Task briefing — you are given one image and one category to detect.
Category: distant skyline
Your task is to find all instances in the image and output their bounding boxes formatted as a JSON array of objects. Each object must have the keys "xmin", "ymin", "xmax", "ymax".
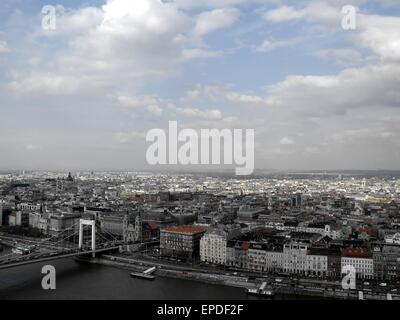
[{"xmin": 1, "ymin": 0, "xmax": 400, "ymax": 171}]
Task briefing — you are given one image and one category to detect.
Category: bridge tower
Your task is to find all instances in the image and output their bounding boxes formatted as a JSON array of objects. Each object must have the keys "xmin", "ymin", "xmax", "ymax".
[{"xmin": 78, "ymin": 219, "xmax": 96, "ymax": 257}]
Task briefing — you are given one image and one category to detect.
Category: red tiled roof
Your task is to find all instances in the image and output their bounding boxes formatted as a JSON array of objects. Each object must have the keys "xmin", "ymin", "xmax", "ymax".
[
  {"xmin": 240, "ymin": 241, "xmax": 250, "ymax": 250},
  {"xmin": 341, "ymin": 248, "xmax": 372, "ymax": 258},
  {"xmin": 164, "ymin": 225, "xmax": 207, "ymax": 234},
  {"xmin": 147, "ymin": 220, "xmax": 158, "ymax": 230}
]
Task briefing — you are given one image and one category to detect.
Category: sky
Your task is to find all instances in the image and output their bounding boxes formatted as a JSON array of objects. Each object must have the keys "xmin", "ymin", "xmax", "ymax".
[{"xmin": 0, "ymin": 0, "xmax": 399, "ymax": 172}]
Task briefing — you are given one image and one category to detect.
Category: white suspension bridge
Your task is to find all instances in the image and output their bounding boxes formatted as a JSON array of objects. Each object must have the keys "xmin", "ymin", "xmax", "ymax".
[{"xmin": 0, "ymin": 219, "xmax": 140, "ymax": 270}]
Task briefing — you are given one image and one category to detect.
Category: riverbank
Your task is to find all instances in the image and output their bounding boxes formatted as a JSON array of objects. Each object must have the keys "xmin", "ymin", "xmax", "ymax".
[
  {"xmin": 76, "ymin": 255, "xmax": 254, "ymax": 290},
  {"xmin": 76, "ymin": 254, "xmax": 400, "ymax": 300}
]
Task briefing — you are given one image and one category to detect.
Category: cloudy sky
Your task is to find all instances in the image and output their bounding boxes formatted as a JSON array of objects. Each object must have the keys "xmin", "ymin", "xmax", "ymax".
[{"xmin": 0, "ymin": 0, "xmax": 399, "ymax": 171}]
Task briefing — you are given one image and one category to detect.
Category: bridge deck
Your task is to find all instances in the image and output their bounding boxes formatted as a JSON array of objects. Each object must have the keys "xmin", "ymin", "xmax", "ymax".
[{"xmin": 0, "ymin": 246, "xmax": 121, "ymax": 270}]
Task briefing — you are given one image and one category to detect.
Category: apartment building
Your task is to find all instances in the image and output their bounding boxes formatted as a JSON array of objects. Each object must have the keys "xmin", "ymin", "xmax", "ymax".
[
  {"xmin": 341, "ymin": 248, "xmax": 374, "ymax": 279},
  {"xmin": 200, "ymin": 225, "xmax": 241, "ymax": 265},
  {"xmin": 160, "ymin": 225, "xmax": 207, "ymax": 260}
]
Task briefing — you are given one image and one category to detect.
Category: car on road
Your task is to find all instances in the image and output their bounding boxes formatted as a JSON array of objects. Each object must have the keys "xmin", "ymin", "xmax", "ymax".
[{"xmin": 379, "ymin": 283, "xmax": 387, "ymax": 287}]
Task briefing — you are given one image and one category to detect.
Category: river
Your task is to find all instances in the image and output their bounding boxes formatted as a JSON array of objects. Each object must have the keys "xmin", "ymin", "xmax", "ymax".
[
  {"xmin": 0, "ymin": 247, "xmax": 317, "ymax": 300},
  {"xmin": 0, "ymin": 255, "xmax": 263, "ymax": 300}
]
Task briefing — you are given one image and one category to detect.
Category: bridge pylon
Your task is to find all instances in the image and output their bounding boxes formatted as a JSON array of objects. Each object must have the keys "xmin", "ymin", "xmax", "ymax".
[{"xmin": 78, "ymin": 219, "xmax": 96, "ymax": 257}]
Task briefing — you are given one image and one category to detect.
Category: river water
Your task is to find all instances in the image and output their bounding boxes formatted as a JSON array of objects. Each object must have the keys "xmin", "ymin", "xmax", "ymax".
[
  {"xmin": 0, "ymin": 247, "xmax": 310, "ymax": 300},
  {"xmin": 0, "ymin": 254, "xmax": 258, "ymax": 300}
]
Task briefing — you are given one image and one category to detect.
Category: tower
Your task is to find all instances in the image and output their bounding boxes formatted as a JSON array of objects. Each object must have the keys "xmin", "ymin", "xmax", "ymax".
[
  {"xmin": 134, "ymin": 215, "xmax": 142, "ymax": 242},
  {"xmin": 79, "ymin": 219, "xmax": 96, "ymax": 257}
]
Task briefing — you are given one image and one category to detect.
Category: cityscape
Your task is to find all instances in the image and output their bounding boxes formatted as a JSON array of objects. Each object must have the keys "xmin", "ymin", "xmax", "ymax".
[
  {"xmin": 1, "ymin": 170, "xmax": 400, "ymax": 300},
  {"xmin": 0, "ymin": 0, "xmax": 399, "ymax": 305}
]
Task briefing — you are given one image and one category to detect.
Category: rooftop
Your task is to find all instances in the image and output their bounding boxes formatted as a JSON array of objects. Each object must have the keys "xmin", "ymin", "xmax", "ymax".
[
  {"xmin": 163, "ymin": 225, "xmax": 207, "ymax": 234},
  {"xmin": 341, "ymin": 247, "xmax": 373, "ymax": 258}
]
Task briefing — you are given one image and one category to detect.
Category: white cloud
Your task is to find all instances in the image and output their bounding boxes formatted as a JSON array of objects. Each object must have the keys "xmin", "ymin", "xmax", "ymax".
[
  {"xmin": 175, "ymin": 107, "xmax": 223, "ymax": 120},
  {"xmin": 174, "ymin": 0, "xmax": 244, "ymax": 9},
  {"xmin": 147, "ymin": 104, "xmax": 163, "ymax": 116},
  {"xmin": 193, "ymin": 8, "xmax": 239, "ymax": 39},
  {"xmin": 3, "ymin": 0, "xmax": 400, "ymax": 171},
  {"xmin": 9, "ymin": 0, "xmax": 233, "ymax": 95},
  {"xmin": 263, "ymin": 3, "xmax": 400, "ymax": 64},
  {"xmin": 263, "ymin": 2, "xmax": 351, "ymax": 27},
  {"xmin": 265, "ymin": 63, "xmax": 400, "ymax": 115},
  {"xmin": 8, "ymin": 72, "xmax": 88, "ymax": 95},
  {"xmin": 118, "ymin": 95, "xmax": 160, "ymax": 108},
  {"xmin": 263, "ymin": 6, "xmax": 306, "ymax": 23},
  {"xmin": 358, "ymin": 14, "xmax": 400, "ymax": 62},
  {"xmin": 37, "ymin": 6, "xmax": 103, "ymax": 37},
  {"xmin": 182, "ymin": 83, "xmax": 271, "ymax": 107},
  {"xmin": 316, "ymin": 48, "xmax": 364, "ymax": 65},
  {"xmin": 225, "ymin": 91, "xmax": 269, "ymax": 105},
  {"xmin": 0, "ymin": 40, "xmax": 10, "ymax": 53},
  {"xmin": 182, "ymin": 83, "xmax": 230, "ymax": 101},
  {"xmin": 117, "ymin": 94, "xmax": 163, "ymax": 116},
  {"xmin": 256, "ymin": 38, "xmax": 298, "ymax": 53}
]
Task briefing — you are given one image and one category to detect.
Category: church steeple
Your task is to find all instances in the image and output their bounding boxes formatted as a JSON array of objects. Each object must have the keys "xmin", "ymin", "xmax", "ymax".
[{"xmin": 67, "ymin": 172, "xmax": 74, "ymax": 181}]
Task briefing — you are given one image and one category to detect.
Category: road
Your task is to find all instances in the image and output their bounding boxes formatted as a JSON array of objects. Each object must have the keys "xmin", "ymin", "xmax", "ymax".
[{"xmin": 121, "ymin": 252, "xmax": 400, "ymax": 298}]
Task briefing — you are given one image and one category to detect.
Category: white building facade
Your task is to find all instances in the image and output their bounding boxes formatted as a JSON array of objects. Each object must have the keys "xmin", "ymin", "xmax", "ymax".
[{"xmin": 341, "ymin": 248, "xmax": 374, "ymax": 279}]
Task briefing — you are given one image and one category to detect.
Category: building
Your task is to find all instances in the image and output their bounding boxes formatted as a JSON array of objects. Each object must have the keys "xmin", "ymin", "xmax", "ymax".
[
  {"xmin": 226, "ymin": 241, "xmax": 250, "ymax": 269},
  {"xmin": 264, "ymin": 245, "xmax": 284, "ymax": 273},
  {"xmin": 341, "ymin": 248, "xmax": 374, "ymax": 279},
  {"xmin": 200, "ymin": 225, "xmax": 241, "ymax": 265},
  {"xmin": 326, "ymin": 247, "xmax": 342, "ymax": 278},
  {"xmin": 123, "ymin": 215, "xmax": 160, "ymax": 243},
  {"xmin": 226, "ymin": 240, "xmax": 285, "ymax": 272},
  {"xmin": 1, "ymin": 205, "xmax": 12, "ymax": 226},
  {"xmin": 99, "ymin": 214, "xmax": 124, "ymax": 236},
  {"xmin": 12, "ymin": 211, "xmax": 29, "ymax": 227},
  {"xmin": 17, "ymin": 203, "xmax": 41, "ymax": 212},
  {"xmin": 48, "ymin": 213, "xmax": 81, "ymax": 237},
  {"xmin": 160, "ymin": 225, "xmax": 207, "ymax": 260},
  {"xmin": 283, "ymin": 242, "xmax": 308, "ymax": 275},
  {"xmin": 373, "ymin": 244, "xmax": 400, "ymax": 280},
  {"xmin": 306, "ymin": 248, "xmax": 328, "ymax": 277},
  {"xmin": 8, "ymin": 212, "xmax": 17, "ymax": 226},
  {"xmin": 384, "ymin": 232, "xmax": 400, "ymax": 244},
  {"xmin": 237, "ymin": 205, "xmax": 266, "ymax": 220},
  {"xmin": 324, "ymin": 224, "xmax": 343, "ymax": 240},
  {"xmin": 29, "ymin": 212, "xmax": 49, "ymax": 233},
  {"xmin": 248, "ymin": 242, "xmax": 268, "ymax": 272},
  {"xmin": 0, "ymin": 203, "xmax": 2, "ymax": 227}
]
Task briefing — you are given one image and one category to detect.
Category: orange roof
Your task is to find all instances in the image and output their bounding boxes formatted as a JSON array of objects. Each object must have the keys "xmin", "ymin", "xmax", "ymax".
[
  {"xmin": 164, "ymin": 225, "xmax": 207, "ymax": 234},
  {"xmin": 148, "ymin": 221, "xmax": 158, "ymax": 230},
  {"xmin": 240, "ymin": 241, "xmax": 250, "ymax": 250},
  {"xmin": 341, "ymin": 248, "xmax": 372, "ymax": 258}
]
